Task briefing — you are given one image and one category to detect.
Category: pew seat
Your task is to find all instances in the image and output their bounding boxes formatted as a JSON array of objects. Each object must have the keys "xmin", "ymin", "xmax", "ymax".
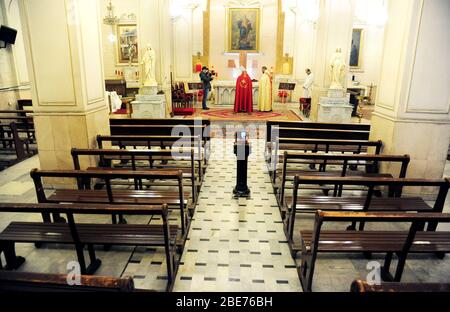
[{"xmin": 300, "ymin": 230, "xmax": 450, "ymax": 253}]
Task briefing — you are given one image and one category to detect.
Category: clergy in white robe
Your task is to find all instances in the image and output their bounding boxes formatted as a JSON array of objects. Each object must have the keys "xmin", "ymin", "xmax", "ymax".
[
  {"xmin": 258, "ymin": 66, "xmax": 273, "ymax": 112},
  {"xmin": 303, "ymin": 68, "xmax": 314, "ymax": 99}
]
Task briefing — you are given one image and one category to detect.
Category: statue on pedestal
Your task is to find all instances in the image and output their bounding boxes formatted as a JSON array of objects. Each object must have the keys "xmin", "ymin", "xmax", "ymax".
[
  {"xmin": 141, "ymin": 44, "xmax": 157, "ymax": 87},
  {"xmin": 329, "ymin": 48, "xmax": 346, "ymax": 90}
]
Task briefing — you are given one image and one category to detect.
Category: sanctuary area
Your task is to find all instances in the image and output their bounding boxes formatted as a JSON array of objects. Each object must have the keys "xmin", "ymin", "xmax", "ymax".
[{"xmin": 0, "ymin": 0, "xmax": 449, "ymax": 297}]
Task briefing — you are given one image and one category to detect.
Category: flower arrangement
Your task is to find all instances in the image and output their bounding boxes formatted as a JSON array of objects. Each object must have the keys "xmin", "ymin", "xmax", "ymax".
[{"xmin": 278, "ymin": 91, "xmax": 288, "ymax": 98}]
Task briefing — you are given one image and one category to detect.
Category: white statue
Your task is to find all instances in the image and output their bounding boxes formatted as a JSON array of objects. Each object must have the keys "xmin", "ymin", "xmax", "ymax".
[
  {"xmin": 329, "ymin": 47, "xmax": 346, "ymax": 90},
  {"xmin": 141, "ymin": 44, "xmax": 157, "ymax": 87}
]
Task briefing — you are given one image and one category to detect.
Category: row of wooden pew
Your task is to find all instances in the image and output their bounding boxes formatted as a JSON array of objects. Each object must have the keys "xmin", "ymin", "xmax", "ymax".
[
  {"xmin": 3, "ymin": 271, "xmax": 449, "ymax": 292},
  {"xmin": 0, "ymin": 117, "xmax": 211, "ymax": 291},
  {"xmin": 266, "ymin": 120, "xmax": 450, "ymax": 292},
  {"xmin": 0, "ymin": 99, "xmax": 36, "ymax": 169}
]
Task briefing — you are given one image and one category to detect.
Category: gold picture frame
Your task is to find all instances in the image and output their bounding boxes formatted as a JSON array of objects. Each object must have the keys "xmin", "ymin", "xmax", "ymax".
[
  {"xmin": 228, "ymin": 8, "xmax": 260, "ymax": 53},
  {"xmin": 350, "ymin": 28, "xmax": 364, "ymax": 70},
  {"xmin": 116, "ymin": 24, "xmax": 138, "ymax": 65}
]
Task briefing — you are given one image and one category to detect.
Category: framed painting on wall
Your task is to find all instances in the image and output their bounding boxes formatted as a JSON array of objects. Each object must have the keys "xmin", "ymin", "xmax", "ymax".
[
  {"xmin": 228, "ymin": 8, "xmax": 260, "ymax": 53},
  {"xmin": 116, "ymin": 24, "xmax": 138, "ymax": 65},
  {"xmin": 349, "ymin": 28, "xmax": 364, "ymax": 70}
]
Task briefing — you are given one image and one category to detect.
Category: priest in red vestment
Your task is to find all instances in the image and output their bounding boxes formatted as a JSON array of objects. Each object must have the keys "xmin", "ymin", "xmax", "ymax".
[{"xmin": 234, "ymin": 67, "xmax": 253, "ymax": 113}]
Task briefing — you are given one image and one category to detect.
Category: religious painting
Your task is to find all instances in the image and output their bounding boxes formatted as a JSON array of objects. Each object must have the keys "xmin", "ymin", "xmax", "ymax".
[
  {"xmin": 116, "ymin": 24, "xmax": 138, "ymax": 65},
  {"xmin": 228, "ymin": 8, "xmax": 260, "ymax": 53},
  {"xmin": 349, "ymin": 28, "xmax": 364, "ymax": 70}
]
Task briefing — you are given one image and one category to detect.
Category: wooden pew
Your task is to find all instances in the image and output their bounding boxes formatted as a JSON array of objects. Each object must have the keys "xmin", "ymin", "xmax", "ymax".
[
  {"xmin": 110, "ymin": 124, "xmax": 207, "ymax": 136},
  {"xmin": 17, "ymin": 99, "xmax": 33, "ymax": 110},
  {"xmin": 266, "ymin": 120, "xmax": 370, "ymax": 154},
  {"xmin": 71, "ymin": 148, "xmax": 199, "ymax": 205},
  {"xmin": 275, "ymin": 137, "xmax": 383, "ymax": 158},
  {"xmin": 0, "ymin": 110, "xmax": 33, "ymax": 114},
  {"xmin": 266, "ymin": 122, "xmax": 371, "ymax": 161},
  {"xmin": 350, "ymin": 280, "xmax": 450, "ymax": 293},
  {"xmin": 0, "ymin": 106, "xmax": 35, "ymax": 143},
  {"xmin": 96, "ymin": 134, "xmax": 205, "ymax": 177},
  {"xmin": 278, "ymin": 153, "xmax": 410, "ymax": 208},
  {"xmin": 287, "ymin": 176, "xmax": 450, "ymax": 255},
  {"xmin": 0, "ymin": 122, "xmax": 36, "ymax": 143},
  {"xmin": 299, "ymin": 211, "xmax": 450, "ymax": 292},
  {"xmin": 0, "ymin": 122, "xmax": 35, "ymax": 169},
  {"xmin": 110, "ymin": 117, "xmax": 210, "ymax": 126},
  {"xmin": 109, "ymin": 125, "xmax": 210, "ymax": 165},
  {"xmin": 271, "ymin": 138, "xmax": 382, "ymax": 185},
  {"xmin": 271, "ymin": 138, "xmax": 383, "ymax": 183},
  {"xmin": 29, "ymin": 169, "xmax": 189, "ymax": 241},
  {"xmin": 109, "ymin": 118, "xmax": 211, "ymax": 160},
  {"xmin": 0, "ymin": 271, "xmax": 137, "ymax": 292},
  {"xmin": 266, "ymin": 121, "xmax": 370, "ymax": 148},
  {"xmin": 0, "ymin": 203, "xmax": 177, "ymax": 290}
]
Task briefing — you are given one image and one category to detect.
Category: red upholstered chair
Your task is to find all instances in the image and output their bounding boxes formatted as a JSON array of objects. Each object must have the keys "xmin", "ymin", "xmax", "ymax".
[
  {"xmin": 300, "ymin": 98, "xmax": 311, "ymax": 118},
  {"xmin": 172, "ymin": 82, "xmax": 195, "ymax": 116}
]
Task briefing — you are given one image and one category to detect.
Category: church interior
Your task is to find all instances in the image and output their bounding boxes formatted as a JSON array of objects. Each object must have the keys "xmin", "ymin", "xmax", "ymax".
[{"xmin": 0, "ymin": 0, "xmax": 449, "ymax": 295}]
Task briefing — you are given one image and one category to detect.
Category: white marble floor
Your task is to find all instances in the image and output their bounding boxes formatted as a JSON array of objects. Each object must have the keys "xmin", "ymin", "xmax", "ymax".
[{"xmin": 172, "ymin": 137, "xmax": 302, "ymax": 292}]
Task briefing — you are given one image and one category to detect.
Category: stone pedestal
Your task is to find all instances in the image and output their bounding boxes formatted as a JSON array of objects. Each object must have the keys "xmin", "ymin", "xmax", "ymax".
[
  {"xmin": 317, "ymin": 89, "xmax": 353, "ymax": 123},
  {"xmin": 317, "ymin": 103, "xmax": 353, "ymax": 123},
  {"xmin": 309, "ymin": 0, "xmax": 354, "ymax": 122},
  {"xmin": 141, "ymin": 86, "xmax": 158, "ymax": 95},
  {"xmin": 131, "ymin": 94, "xmax": 166, "ymax": 118}
]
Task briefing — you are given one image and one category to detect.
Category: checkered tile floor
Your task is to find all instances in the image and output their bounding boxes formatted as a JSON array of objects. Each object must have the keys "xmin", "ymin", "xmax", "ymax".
[{"xmin": 171, "ymin": 138, "xmax": 302, "ymax": 292}]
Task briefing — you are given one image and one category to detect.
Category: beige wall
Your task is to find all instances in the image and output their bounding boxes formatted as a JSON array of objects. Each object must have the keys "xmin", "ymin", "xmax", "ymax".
[
  {"xmin": 172, "ymin": 0, "xmax": 278, "ymax": 82},
  {"xmin": 0, "ymin": 0, "xmax": 27, "ymax": 108},
  {"xmin": 100, "ymin": 0, "xmax": 139, "ymax": 79},
  {"xmin": 0, "ymin": 0, "xmax": 18, "ymax": 110},
  {"xmin": 370, "ymin": 0, "xmax": 450, "ymax": 195}
]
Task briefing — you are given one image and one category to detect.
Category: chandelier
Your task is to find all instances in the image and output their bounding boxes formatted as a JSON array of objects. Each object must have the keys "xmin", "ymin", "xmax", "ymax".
[{"xmin": 103, "ymin": 1, "xmax": 119, "ymax": 25}]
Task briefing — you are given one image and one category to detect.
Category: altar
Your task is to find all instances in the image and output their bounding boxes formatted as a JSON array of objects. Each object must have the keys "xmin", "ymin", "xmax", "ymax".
[{"xmin": 214, "ymin": 80, "xmax": 259, "ymax": 106}]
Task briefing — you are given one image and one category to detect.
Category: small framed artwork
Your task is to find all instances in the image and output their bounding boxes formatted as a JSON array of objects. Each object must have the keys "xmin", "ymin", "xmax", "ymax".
[
  {"xmin": 228, "ymin": 8, "xmax": 260, "ymax": 53},
  {"xmin": 116, "ymin": 24, "xmax": 138, "ymax": 65},
  {"xmin": 350, "ymin": 28, "xmax": 364, "ymax": 70}
]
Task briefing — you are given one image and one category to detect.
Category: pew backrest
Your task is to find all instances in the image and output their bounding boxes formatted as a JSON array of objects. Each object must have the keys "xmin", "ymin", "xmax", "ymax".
[
  {"xmin": 0, "ymin": 271, "xmax": 136, "ymax": 292},
  {"xmin": 279, "ymin": 153, "xmax": 410, "ymax": 205},
  {"xmin": 266, "ymin": 121, "xmax": 371, "ymax": 146}
]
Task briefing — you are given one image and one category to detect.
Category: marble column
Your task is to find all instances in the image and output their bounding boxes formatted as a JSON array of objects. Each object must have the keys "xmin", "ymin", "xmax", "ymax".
[
  {"xmin": 310, "ymin": 0, "xmax": 354, "ymax": 121},
  {"xmin": 369, "ymin": 0, "xmax": 450, "ymax": 196},
  {"xmin": 19, "ymin": 0, "xmax": 110, "ymax": 176}
]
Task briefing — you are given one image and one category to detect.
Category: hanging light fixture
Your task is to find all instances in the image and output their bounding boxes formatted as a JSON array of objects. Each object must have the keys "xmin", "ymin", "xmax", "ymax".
[{"xmin": 103, "ymin": 0, "xmax": 119, "ymax": 25}]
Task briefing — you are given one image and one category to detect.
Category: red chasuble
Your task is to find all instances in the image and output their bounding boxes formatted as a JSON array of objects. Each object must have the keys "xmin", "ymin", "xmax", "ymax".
[{"xmin": 234, "ymin": 72, "xmax": 253, "ymax": 113}]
